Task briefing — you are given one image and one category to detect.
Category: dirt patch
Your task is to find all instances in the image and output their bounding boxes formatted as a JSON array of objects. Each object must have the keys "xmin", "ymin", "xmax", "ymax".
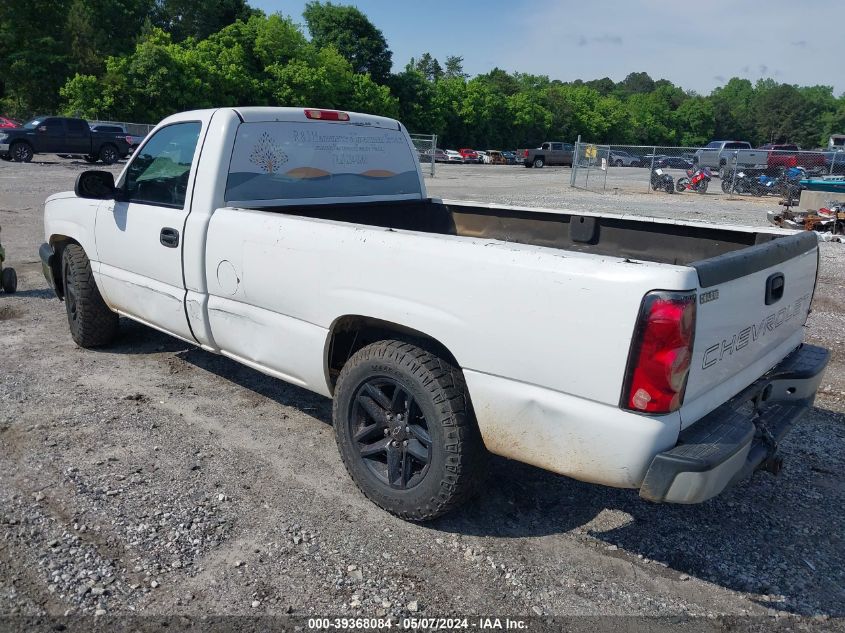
[{"xmin": 0, "ymin": 304, "xmax": 22, "ymax": 320}]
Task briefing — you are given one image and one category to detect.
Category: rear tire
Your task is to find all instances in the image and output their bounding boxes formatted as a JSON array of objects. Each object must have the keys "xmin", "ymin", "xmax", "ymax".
[
  {"xmin": 533, "ymin": 157, "xmax": 545, "ymax": 168},
  {"xmin": 61, "ymin": 244, "xmax": 118, "ymax": 348},
  {"xmin": 1, "ymin": 267, "xmax": 16, "ymax": 293},
  {"xmin": 333, "ymin": 340, "xmax": 485, "ymax": 521}
]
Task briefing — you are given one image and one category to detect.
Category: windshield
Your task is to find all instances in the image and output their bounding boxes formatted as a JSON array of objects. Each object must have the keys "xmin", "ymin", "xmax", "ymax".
[{"xmin": 22, "ymin": 118, "xmax": 42, "ymax": 129}]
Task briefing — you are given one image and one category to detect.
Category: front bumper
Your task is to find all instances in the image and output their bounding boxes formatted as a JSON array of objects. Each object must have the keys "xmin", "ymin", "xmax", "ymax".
[
  {"xmin": 39, "ymin": 242, "xmax": 61, "ymax": 298},
  {"xmin": 640, "ymin": 343, "xmax": 829, "ymax": 504}
]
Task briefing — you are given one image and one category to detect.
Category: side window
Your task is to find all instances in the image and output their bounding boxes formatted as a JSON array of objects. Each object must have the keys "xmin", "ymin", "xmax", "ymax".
[
  {"xmin": 122, "ymin": 122, "xmax": 201, "ymax": 209},
  {"xmin": 551, "ymin": 142, "xmax": 563, "ymax": 151},
  {"xmin": 706, "ymin": 141, "xmax": 721, "ymax": 149},
  {"xmin": 541, "ymin": 143, "xmax": 550, "ymax": 150},
  {"xmin": 67, "ymin": 119, "xmax": 88, "ymax": 135},
  {"xmin": 43, "ymin": 118, "xmax": 63, "ymax": 132}
]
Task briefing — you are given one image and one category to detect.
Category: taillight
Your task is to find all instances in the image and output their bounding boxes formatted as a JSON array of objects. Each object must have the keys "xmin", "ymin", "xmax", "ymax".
[
  {"xmin": 304, "ymin": 109, "xmax": 350, "ymax": 121},
  {"xmin": 523, "ymin": 149, "xmax": 529, "ymax": 157},
  {"xmin": 622, "ymin": 291, "xmax": 696, "ymax": 414}
]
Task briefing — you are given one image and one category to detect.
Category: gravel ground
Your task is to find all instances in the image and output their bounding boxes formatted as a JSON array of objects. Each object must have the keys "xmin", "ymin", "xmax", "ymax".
[{"xmin": 1, "ymin": 158, "xmax": 844, "ymax": 626}]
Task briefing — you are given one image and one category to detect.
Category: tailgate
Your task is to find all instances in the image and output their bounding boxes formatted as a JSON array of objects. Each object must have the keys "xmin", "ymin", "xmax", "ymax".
[{"xmin": 681, "ymin": 232, "xmax": 819, "ymax": 427}]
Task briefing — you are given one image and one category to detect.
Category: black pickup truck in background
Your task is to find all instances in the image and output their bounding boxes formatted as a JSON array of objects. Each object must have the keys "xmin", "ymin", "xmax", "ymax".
[{"xmin": 0, "ymin": 116, "xmax": 132, "ymax": 164}]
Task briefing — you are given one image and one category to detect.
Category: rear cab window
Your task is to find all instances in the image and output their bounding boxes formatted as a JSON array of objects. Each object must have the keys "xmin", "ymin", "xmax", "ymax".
[{"xmin": 225, "ymin": 119, "xmax": 422, "ymax": 205}]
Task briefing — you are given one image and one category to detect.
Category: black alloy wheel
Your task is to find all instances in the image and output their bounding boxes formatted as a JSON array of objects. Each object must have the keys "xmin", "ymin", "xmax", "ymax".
[{"xmin": 348, "ymin": 377, "xmax": 432, "ymax": 490}]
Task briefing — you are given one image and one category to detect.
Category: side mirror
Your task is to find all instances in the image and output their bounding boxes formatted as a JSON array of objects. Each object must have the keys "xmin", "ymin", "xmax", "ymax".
[{"xmin": 75, "ymin": 170, "xmax": 116, "ymax": 200}]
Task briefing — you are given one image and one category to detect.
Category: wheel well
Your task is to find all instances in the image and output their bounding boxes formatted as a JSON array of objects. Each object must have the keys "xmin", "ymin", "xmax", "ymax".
[
  {"xmin": 325, "ymin": 316, "xmax": 460, "ymax": 393},
  {"xmin": 48, "ymin": 235, "xmax": 79, "ymax": 299}
]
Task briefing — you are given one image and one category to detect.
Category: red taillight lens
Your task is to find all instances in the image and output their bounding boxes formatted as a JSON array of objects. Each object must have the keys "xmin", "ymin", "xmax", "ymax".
[
  {"xmin": 304, "ymin": 109, "xmax": 350, "ymax": 121},
  {"xmin": 622, "ymin": 291, "xmax": 696, "ymax": 414},
  {"xmin": 523, "ymin": 149, "xmax": 529, "ymax": 157}
]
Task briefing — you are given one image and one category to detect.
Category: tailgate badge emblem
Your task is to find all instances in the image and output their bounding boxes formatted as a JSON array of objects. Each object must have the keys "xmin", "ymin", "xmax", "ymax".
[{"xmin": 700, "ymin": 289, "xmax": 719, "ymax": 304}]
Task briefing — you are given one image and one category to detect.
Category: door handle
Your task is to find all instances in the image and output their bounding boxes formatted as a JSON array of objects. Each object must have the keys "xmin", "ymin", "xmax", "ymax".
[{"xmin": 160, "ymin": 227, "xmax": 180, "ymax": 248}]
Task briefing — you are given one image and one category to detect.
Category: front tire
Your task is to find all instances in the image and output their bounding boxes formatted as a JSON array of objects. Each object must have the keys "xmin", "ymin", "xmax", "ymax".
[
  {"xmin": 99, "ymin": 144, "xmax": 119, "ymax": 165},
  {"xmin": 62, "ymin": 244, "xmax": 118, "ymax": 348},
  {"xmin": 1, "ymin": 267, "xmax": 16, "ymax": 293},
  {"xmin": 333, "ymin": 340, "xmax": 485, "ymax": 521},
  {"xmin": 10, "ymin": 142, "xmax": 33, "ymax": 163}
]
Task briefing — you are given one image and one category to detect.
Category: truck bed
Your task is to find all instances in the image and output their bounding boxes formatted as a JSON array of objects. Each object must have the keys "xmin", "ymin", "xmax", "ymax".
[{"xmin": 258, "ymin": 198, "xmax": 782, "ymax": 267}]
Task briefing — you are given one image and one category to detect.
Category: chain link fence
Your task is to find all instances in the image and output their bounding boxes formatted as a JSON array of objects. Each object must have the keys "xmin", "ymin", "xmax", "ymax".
[
  {"xmin": 571, "ymin": 140, "xmax": 611, "ymax": 193},
  {"xmin": 572, "ymin": 142, "xmax": 845, "ymax": 200},
  {"xmin": 409, "ymin": 133, "xmax": 437, "ymax": 177}
]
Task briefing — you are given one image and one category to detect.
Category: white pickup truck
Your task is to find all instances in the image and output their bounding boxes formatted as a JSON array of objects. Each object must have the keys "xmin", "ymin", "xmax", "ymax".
[{"xmin": 40, "ymin": 107, "xmax": 829, "ymax": 520}]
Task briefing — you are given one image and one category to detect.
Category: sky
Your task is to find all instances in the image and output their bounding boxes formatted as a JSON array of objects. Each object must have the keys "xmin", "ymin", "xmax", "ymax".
[{"xmin": 251, "ymin": 0, "xmax": 845, "ymax": 95}]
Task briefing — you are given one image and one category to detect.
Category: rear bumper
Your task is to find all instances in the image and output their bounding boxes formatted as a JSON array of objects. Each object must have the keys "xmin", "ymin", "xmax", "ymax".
[
  {"xmin": 0, "ymin": 144, "xmax": 9, "ymax": 152},
  {"xmin": 640, "ymin": 343, "xmax": 829, "ymax": 504}
]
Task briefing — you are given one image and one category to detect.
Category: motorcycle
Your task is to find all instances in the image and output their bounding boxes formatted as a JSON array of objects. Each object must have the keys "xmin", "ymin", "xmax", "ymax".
[
  {"xmin": 650, "ymin": 167, "xmax": 675, "ymax": 193},
  {"xmin": 676, "ymin": 166, "xmax": 711, "ymax": 194},
  {"xmin": 721, "ymin": 169, "xmax": 756, "ymax": 194},
  {"xmin": 754, "ymin": 166, "xmax": 805, "ymax": 198}
]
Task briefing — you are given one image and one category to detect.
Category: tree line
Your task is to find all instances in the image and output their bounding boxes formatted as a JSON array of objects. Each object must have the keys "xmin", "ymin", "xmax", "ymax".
[{"xmin": 2, "ymin": 1, "xmax": 844, "ymax": 149}]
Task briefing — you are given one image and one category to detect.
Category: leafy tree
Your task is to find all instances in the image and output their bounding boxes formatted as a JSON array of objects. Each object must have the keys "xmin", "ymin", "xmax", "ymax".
[
  {"xmin": 65, "ymin": 0, "xmax": 154, "ymax": 75},
  {"xmin": 675, "ymin": 97, "xmax": 715, "ymax": 146},
  {"xmin": 151, "ymin": 0, "xmax": 259, "ymax": 42},
  {"xmin": 444, "ymin": 55, "xmax": 467, "ymax": 80},
  {"xmin": 302, "ymin": 1, "xmax": 392, "ymax": 84},
  {"xmin": 389, "ymin": 68, "xmax": 441, "ymax": 134},
  {"xmin": 710, "ymin": 77, "xmax": 755, "ymax": 142},
  {"xmin": 616, "ymin": 71, "xmax": 655, "ymax": 97},
  {"xmin": 0, "ymin": 0, "xmax": 73, "ymax": 115},
  {"xmin": 412, "ymin": 53, "xmax": 443, "ymax": 82}
]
